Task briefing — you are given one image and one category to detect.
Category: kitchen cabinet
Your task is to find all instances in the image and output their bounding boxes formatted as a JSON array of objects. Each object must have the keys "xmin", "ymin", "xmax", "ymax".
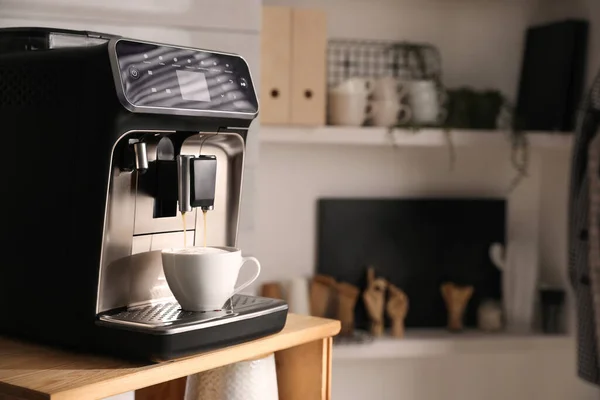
[{"xmin": 260, "ymin": 6, "xmax": 327, "ymax": 126}]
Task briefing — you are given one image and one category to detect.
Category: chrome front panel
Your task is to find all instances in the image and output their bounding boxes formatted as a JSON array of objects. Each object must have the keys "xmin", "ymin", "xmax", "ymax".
[
  {"xmin": 97, "ymin": 149, "xmax": 137, "ymax": 313},
  {"xmin": 96, "ymin": 131, "xmax": 246, "ymax": 314}
]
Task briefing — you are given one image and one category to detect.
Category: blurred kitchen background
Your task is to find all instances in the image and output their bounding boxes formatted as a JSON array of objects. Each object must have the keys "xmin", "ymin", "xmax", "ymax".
[{"xmin": 1, "ymin": 0, "xmax": 599, "ymax": 399}]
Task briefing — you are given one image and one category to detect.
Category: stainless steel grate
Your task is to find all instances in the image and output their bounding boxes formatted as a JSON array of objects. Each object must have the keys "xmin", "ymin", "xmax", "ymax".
[
  {"xmin": 116, "ymin": 302, "xmax": 196, "ymax": 324},
  {"xmin": 230, "ymin": 295, "xmax": 254, "ymax": 308},
  {"xmin": 99, "ymin": 295, "xmax": 273, "ymax": 328}
]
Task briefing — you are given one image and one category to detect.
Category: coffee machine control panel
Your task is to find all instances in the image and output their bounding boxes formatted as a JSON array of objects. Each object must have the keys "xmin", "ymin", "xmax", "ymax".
[{"xmin": 111, "ymin": 39, "xmax": 258, "ymax": 117}]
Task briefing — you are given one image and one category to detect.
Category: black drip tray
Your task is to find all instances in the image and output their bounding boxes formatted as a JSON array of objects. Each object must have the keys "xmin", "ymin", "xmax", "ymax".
[{"xmin": 97, "ymin": 295, "xmax": 287, "ymax": 335}]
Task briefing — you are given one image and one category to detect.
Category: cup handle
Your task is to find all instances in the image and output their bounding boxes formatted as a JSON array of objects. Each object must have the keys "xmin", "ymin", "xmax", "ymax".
[
  {"xmin": 397, "ymin": 82, "xmax": 409, "ymax": 98},
  {"xmin": 365, "ymin": 102, "xmax": 374, "ymax": 119},
  {"xmin": 397, "ymin": 104, "xmax": 412, "ymax": 124},
  {"xmin": 231, "ymin": 256, "xmax": 261, "ymax": 296},
  {"xmin": 438, "ymin": 106, "xmax": 448, "ymax": 124},
  {"xmin": 364, "ymin": 78, "xmax": 375, "ymax": 96}
]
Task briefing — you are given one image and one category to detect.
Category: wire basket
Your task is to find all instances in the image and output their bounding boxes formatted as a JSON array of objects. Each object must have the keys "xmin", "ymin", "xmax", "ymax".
[{"xmin": 327, "ymin": 39, "xmax": 443, "ymax": 88}]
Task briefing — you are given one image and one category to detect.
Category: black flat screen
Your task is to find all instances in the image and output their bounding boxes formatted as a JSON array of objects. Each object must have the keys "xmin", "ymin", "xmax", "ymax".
[{"xmin": 114, "ymin": 39, "xmax": 258, "ymax": 113}]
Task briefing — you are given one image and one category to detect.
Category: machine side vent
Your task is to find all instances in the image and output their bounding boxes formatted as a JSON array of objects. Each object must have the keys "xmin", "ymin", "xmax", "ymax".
[{"xmin": 0, "ymin": 67, "xmax": 62, "ymax": 106}]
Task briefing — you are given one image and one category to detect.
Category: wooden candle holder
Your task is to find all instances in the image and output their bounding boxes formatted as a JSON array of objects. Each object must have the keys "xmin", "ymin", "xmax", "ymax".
[
  {"xmin": 362, "ymin": 267, "xmax": 387, "ymax": 336},
  {"xmin": 440, "ymin": 282, "xmax": 473, "ymax": 331},
  {"xmin": 386, "ymin": 284, "xmax": 409, "ymax": 338},
  {"xmin": 260, "ymin": 282, "xmax": 284, "ymax": 300},
  {"xmin": 310, "ymin": 275, "xmax": 337, "ymax": 318},
  {"xmin": 335, "ymin": 282, "xmax": 360, "ymax": 336}
]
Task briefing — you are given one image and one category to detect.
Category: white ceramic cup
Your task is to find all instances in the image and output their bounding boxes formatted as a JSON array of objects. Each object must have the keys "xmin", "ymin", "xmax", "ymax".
[
  {"xmin": 372, "ymin": 77, "xmax": 409, "ymax": 101},
  {"xmin": 369, "ymin": 99, "xmax": 412, "ymax": 126},
  {"xmin": 328, "ymin": 92, "xmax": 370, "ymax": 126},
  {"xmin": 408, "ymin": 80, "xmax": 443, "ymax": 124},
  {"xmin": 331, "ymin": 77, "xmax": 373, "ymax": 96},
  {"xmin": 161, "ymin": 246, "xmax": 261, "ymax": 312}
]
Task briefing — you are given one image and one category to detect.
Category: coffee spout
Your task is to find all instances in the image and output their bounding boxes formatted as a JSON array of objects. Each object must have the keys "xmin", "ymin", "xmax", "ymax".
[{"xmin": 176, "ymin": 154, "xmax": 217, "ymax": 214}]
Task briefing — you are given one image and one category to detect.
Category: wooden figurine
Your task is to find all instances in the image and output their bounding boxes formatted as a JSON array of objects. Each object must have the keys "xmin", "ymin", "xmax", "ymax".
[
  {"xmin": 310, "ymin": 275, "xmax": 337, "ymax": 318},
  {"xmin": 386, "ymin": 284, "xmax": 409, "ymax": 338},
  {"xmin": 440, "ymin": 282, "xmax": 474, "ymax": 331},
  {"xmin": 362, "ymin": 267, "xmax": 387, "ymax": 336},
  {"xmin": 336, "ymin": 282, "xmax": 360, "ymax": 336},
  {"xmin": 260, "ymin": 282, "xmax": 284, "ymax": 300}
]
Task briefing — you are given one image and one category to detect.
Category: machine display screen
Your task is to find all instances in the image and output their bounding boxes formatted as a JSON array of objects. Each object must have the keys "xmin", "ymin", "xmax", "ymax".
[
  {"xmin": 176, "ymin": 70, "xmax": 211, "ymax": 102},
  {"xmin": 114, "ymin": 39, "xmax": 258, "ymax": 114}
]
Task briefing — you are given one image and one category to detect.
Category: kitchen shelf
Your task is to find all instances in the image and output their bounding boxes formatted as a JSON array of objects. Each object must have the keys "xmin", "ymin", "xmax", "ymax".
[
  {"xmin": 0, "ymin": 314, "xmax": 340, "ymax": 400},
  {"xmin": 260, "ymin": 126, "xmax": 573, "ymax": 149},
  {"xmin": 333, "ymin": 329, "xmax": 573, "ymax": 361}
]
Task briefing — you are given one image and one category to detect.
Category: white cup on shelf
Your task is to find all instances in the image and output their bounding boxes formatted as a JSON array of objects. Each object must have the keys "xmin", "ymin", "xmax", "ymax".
[
  {"xmin": 372, "ymin": 76, "xmax": 410, "ymax": 101},
  {"xmin": 328, "ymin": 77, "xmax": 374, "ymax": 126},
  {"xmin": 328, "ymin": 92, "xmax": 370, "ymax": 126},
  {"xmin": 369, "ymin": 99, "xmax": 412, "ymax": 127},
  {"xmin": 407, "ymin": 80, "xmax": 445, "ymax": 125},
  {"xmin": 331, "ymin": 77, "xmax": 373, "ymax": 96}
]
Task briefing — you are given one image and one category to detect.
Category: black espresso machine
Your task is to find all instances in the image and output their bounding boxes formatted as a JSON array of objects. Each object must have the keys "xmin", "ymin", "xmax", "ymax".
[{"xmin": 0, "ymin": 27, "xmax": 288, "ymax": 361}]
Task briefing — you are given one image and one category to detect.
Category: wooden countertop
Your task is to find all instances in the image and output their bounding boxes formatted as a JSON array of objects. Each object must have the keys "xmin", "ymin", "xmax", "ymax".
[{"xmin": 0, "ymin": 314, "xmax": 340, "ymax": 400}]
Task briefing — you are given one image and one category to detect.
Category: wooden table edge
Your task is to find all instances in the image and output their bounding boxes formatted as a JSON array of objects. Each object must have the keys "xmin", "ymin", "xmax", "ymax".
[{"xmin": 3, "ymin": 315, "xmax": 340, "ymax": 400}]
